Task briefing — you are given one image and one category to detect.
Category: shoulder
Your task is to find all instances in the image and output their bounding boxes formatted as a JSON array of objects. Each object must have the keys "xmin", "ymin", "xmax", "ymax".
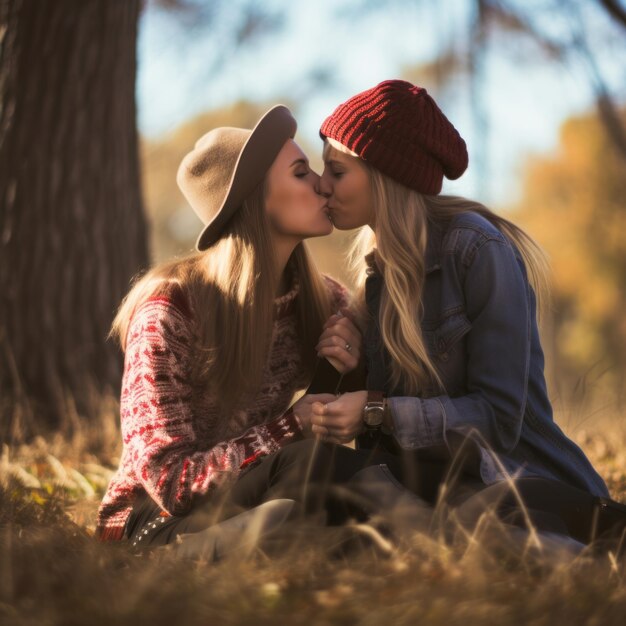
[
  {"xmin": 145, "ymin": 281, "xmax": 193, "ymax": 318},
  {"xmin": 447, "ymin": 210, "xmax": 507, "ymax": 242},
  {"xmin": 321, "ymin": 274, "xmax": 351, "ymax": 310},
  {"xmin": 127, "ymin": 281, "xmax": 194, "ymax": 347},
  {"xmin": 443, "ymin": 211, "xmax": 513, "ymax": 268}
]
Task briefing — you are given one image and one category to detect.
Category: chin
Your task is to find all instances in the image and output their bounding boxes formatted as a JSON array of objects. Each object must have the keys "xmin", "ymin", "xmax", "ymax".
[
  {"xmin": 298, "ymin": 222, "xmax": 333, "ymax": 239},
  {"xmin": 330, "ymin": 214, "xmax": 359, "ymax": 230},
  {"xmin": 316, "ymin": 222, "xmax": 334, "ymax": 236}
]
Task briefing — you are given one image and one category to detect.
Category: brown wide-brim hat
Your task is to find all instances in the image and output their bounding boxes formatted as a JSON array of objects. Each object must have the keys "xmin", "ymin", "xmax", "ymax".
[{"xmin": 177, "ymin": 105, "xmax": 297, "ymax": 251}]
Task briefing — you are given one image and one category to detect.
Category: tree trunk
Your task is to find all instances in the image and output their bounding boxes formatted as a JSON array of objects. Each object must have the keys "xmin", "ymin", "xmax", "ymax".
[{"xmin": 0, "ymin": 0, "xmax": 149, "ymax": 443}]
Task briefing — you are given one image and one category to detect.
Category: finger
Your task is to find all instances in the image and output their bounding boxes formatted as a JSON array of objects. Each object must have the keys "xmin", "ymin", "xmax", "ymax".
[
  {"xmin": 318, "ymin": 324, "xmax": 352, "ymax": 344},
  {"xmin": 311, "ymin": 424, "xmax": 330, "ymax": 438},
  {"xmin": 322, "ymin": 312, "xmax": 344, "ymax": 329},
  {"xmin": 316, "ymin": 335, "xmax": 353, "ymax": 352},
  {"xmin": 317, "ymin": 325, "xmax": 361, "ymax": 353},
  {"xmin": 316, "ymin": 351, "xmax": 351, "ymax": 374},
  {"xmin": 335, "ymin": 313, "xmax": 361, "ymax": 336},
  {"xmin": 310, "ymin": 408, "xmax": 339, "ymax": 426},
  {"xmin": 322, "ymin": 317, "xmax": 361, "ymax": 337},
  {"xmin": 311, "ymin": 402, "xmax": 329, "ymax": 417},
  {"xmin": 331, "ymin": 314, "xmax": 360, "ymax": 334},
  {"xmin": 310, "ymin": 413, "xmax": 347, "ymax": 430},
  {"xmin": 311, "ymin": 411, "xmax": 345, "ymax": 427},
  {"xmin": 311, "ymin": 423, "xmax": 349, "ymax": 442},
  {"xmin": 305, "ymin": 393, "xmax": 340, "ymax": 404},
  {"xmin": 316, "ymin": 336, "xmax": 361, "ymax": 362},
  {"xmin": 339, "ymin": 306, "xmax": 357, "ymax": 323},
  {"xmin": 322, "ymin": 315, "xmax": 356, "ymax": 334},
  {"xmin": 317, "ymin": 346, "xmax": 358, "ymax": 370}
]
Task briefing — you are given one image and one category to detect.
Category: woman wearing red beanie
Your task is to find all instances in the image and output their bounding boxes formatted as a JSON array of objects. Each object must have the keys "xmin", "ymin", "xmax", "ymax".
[{"xmin": 313, "ymin": 79, "xmax": 625, "ymax": 550}]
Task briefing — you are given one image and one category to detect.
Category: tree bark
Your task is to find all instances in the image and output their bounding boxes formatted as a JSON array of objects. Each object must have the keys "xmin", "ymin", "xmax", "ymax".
[{"xmin": 0, "ymin": 0, "xmax": 149, "ymax": 443}]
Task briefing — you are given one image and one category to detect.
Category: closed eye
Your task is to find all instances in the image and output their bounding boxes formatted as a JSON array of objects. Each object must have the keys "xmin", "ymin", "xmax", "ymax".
[{"xmin": 291, "ymin": 158, "xmax": 311, "ymax": 178}]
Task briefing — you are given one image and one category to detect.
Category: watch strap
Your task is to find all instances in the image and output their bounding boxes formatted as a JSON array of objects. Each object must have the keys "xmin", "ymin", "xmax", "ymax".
[{"xmin": 367, "ymin": 390, "xmax": 384, "ymax": 404}]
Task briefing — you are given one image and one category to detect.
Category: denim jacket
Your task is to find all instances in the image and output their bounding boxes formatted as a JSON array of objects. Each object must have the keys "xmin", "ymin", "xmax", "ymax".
[{"xmin": 361, "ymin": 211, "xmax": 609, "ymax": 497}]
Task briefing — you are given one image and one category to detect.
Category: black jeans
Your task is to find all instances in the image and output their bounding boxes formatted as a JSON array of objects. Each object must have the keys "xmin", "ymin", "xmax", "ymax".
[
  {"xmin": 124, "ymin": 438, "xmax": 617, "ymax": 550},
  {"xmin": 124, "ymin": 438, "xmax": 459, "ymax": 548}
]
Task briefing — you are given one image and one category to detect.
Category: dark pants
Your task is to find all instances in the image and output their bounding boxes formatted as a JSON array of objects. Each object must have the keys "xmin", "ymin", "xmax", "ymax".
[
  {"xmin": 124, "ymin": 438, "xmax": 458, "ymax": 548},
  {"xmin": 124, "ymin": 438, "xmax": 615, "ymax": 550},
  {"xmin": 447, "ymin": 475, "xmax": 621, "ymax": 546}
]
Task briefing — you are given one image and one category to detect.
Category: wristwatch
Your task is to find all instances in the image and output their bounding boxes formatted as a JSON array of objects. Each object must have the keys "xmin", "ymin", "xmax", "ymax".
[{"xmin": 362, "ymin": 390, "xmax": 393, "ymax": 431}]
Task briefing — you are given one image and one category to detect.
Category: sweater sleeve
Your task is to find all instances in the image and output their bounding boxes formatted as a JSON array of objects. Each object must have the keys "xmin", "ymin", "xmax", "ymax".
[
  {"xmin": 321, "ymin": 274, "xmax": 351, "ymax": 314},
  {"xmin": 121, "ymin": 292, "xmax": 304, "ymax": 517}
]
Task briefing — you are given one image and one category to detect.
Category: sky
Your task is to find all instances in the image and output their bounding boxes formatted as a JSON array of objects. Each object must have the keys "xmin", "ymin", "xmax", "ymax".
[{"xmin": 135, "ymin": 0, "xmax": 625, "ymax": 208}]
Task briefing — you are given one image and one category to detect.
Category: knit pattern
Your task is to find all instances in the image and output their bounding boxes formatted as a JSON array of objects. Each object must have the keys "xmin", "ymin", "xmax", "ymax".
[
  {"xmin": 95, "ymin": 273, "xmax": 350, "ymax": 541},
  {"xmin": 320, "ymin": 79, "xmax": 468, "ymax": 195}
]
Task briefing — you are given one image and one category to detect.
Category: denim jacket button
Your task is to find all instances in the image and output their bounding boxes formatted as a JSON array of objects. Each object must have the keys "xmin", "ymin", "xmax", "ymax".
[{"xmin": 440, "ymin": 352, "xmax": 449, "ymax": 361}]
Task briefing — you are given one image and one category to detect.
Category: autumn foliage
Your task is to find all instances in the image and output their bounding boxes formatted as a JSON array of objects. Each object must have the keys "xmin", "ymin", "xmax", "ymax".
[{"xmin": 513, "ymin": 109, "xmax": 626, "ymax": 411}]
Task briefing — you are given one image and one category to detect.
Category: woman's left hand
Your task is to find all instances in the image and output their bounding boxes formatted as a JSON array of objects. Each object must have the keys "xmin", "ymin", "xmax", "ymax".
[
  {"xmin": 309, "ymin": 390, "xmax": 368, "ymax": 444},
  {"xmin": 316, "ymin": 307, "xmax": 362, "ymax": 374}
]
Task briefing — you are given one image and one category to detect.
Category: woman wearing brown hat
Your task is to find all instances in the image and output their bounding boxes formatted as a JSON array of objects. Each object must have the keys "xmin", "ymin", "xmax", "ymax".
[
  {"xmin": 312, "ymin": 80, "xmax": 625, "ymax": 551},
  {"xmin": 95, "ymin": 105, "xmax": 410, "ymax": 557}
]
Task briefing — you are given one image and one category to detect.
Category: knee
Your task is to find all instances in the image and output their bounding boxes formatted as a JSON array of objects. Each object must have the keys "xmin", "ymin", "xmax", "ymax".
[
  {"xmin": 278, "ymin": 438, "xmax": 332, "ymax": 461},
  {"xmin": 273, "ymin": 438, "xmax": 335, "ymax": 478}
]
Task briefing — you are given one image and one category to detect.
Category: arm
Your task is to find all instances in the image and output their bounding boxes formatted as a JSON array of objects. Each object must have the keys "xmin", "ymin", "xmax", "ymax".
[
  {"xmin": 122, "ymin": 294, "xmax": 304, "ymax": 517},
  {"xmin": 317, "ymin": 274, "xmax": 364, "ymax": 380},
  {"xmin": 387, "ymin": 236, "xmax": 532, "ymax": 454}
]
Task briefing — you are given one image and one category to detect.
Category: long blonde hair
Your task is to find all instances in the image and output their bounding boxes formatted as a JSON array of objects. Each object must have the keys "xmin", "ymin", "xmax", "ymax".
[
  {"xmin": 109, "ymin": 179, "xmax": 331, "ymax": 413},
  {"xmin": 323, "ymin": 139, "xmax": 550, "ymax": 396}
]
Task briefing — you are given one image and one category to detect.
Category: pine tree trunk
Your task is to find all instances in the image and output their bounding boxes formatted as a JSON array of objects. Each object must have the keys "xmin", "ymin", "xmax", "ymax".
[{"xmin": 0, "ymin": 0, "xmax": 149, "ymax": 443}]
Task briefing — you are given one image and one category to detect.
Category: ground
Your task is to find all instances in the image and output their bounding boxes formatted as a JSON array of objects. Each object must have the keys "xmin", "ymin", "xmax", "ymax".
[{"xmin": 1, "ymin": 413, "xmax": 625, "ymax": 626}]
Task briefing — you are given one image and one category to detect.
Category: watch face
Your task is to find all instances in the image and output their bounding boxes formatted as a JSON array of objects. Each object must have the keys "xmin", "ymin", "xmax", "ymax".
[{"xmin": 363, "ymin": 405, "xmax": 384, "ymax": 427}]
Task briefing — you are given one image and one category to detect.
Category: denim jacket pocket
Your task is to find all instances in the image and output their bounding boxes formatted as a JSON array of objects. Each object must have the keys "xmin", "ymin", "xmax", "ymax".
[{"xmin": 422, "ymin": 313, "xmax": 472, "ymax": 396}]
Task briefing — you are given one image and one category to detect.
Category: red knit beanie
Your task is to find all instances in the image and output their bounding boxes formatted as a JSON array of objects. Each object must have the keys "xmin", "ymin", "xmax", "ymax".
[{"xmin": 319, "ymin": 80, "xmax": 468, "ymax": 195}]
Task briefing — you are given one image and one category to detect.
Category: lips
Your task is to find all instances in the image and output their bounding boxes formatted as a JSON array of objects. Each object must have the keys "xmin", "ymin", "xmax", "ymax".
[{"xmin": 322, "ymin": 205, "xmax": 334, "ymax": 223}]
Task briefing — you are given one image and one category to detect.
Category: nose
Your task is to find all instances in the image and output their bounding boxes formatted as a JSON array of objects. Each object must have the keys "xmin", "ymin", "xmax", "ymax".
[
  {"xmin": 316, "ymin": 171, "xmax": 332, "ymax": 198},
  {"xmin": 309, "ymin": 169, "xmax": 321, "ymax": 183}
]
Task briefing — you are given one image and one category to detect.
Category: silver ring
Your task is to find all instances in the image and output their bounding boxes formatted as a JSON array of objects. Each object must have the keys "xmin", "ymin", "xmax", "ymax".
[{"xmin": 345, "ymin": 343, "xmax": 352, "ymax": 352}]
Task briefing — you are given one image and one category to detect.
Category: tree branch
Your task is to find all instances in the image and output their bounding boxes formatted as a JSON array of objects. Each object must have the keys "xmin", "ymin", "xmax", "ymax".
[{"xmin": 598, "ymin": 0, "xmax": 626, "ymax": 30}]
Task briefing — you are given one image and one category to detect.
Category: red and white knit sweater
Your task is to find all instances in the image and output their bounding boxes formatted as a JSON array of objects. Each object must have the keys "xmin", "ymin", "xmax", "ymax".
[{"xmin": 96, "ymin": 272, "xmax": 349, "ymax": 541}]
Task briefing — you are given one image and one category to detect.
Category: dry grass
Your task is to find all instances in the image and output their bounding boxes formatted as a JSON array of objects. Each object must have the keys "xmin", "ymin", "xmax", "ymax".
[{"xmin": 1, "ymin": 408, "xmax": 626, "ymax": 626}]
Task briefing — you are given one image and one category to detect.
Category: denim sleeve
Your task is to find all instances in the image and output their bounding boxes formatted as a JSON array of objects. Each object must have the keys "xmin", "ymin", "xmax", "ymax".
[{"xmin": 387, "ymin": 237, "xmax": 531, "ymax": 454}]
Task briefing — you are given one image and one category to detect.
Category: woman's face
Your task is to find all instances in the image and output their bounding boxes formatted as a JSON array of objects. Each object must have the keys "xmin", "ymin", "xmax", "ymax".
[
  {"xmin": 319, "ymin": 143, "xmax": 373, "ymax": 230},
  {"xmin": 265, "ymin": 139, "xmax": 333, "ymax": 239}
]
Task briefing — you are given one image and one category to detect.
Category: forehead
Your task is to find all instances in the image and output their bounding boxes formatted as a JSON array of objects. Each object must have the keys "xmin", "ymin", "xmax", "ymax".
[
  {"xmin": 278, "ymin": 138, "xmax": 306, "ymax": 162},
  {"xmin": 323, "ymin": 143, "xmax": 347, "ymax": 163},
  {"xmin": 323, "ymin": 143, "xmax": 364, "ymax": 170}
]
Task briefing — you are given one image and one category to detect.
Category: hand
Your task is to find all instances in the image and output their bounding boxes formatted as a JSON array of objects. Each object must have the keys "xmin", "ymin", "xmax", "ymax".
[
  {"xmin": 291, "ymin": 393, "xmax": 339, "ymax": 437},
  {"xmin": 316, "ymin": 307, "xmax": 362, "ymax": 374},
  {"xmin": 309, "ymin": 390, "xmax": 368, "ymax": 445}
]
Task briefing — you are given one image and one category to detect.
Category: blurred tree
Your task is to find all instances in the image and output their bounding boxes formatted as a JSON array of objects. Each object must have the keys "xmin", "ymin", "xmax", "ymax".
[
  {"xmin": 0, "ymin": 0, "xmax": 285, "ymax": 444},
  {"xmin": 0, "ymin": 0, "xmax": 147, "ymax": 443},
  {"xmin": 514, "ymin": 108, "xmax": 626, "ymax": 410},
  {"xmin": 345, "ymin": 0, "xmax": 626, "ymax": 193}
]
